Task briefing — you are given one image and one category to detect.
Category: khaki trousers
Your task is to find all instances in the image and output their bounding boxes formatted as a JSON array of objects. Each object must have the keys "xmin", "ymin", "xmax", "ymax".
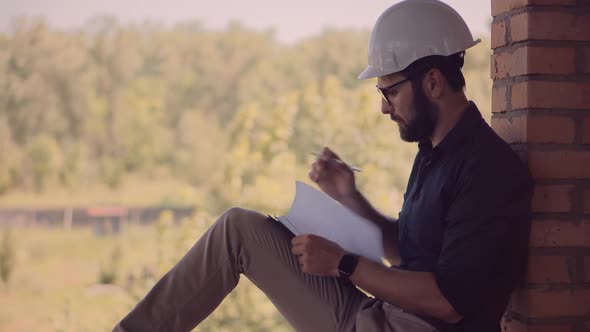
[{"xmin": 113, "ymin": 207, "xmax": 438, "ymax": 332}]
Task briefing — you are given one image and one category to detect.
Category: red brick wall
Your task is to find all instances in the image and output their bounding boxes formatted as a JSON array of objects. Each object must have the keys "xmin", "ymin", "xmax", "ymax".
[{"xmin": 490, "ymin": 0, "xmax": 590, "ymax": 331}]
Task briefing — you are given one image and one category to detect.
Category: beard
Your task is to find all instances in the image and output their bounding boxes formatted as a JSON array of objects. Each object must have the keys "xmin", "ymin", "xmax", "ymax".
[{"xmin": 398, "ymin": 82, "xmax": 438, "ymax": 142}]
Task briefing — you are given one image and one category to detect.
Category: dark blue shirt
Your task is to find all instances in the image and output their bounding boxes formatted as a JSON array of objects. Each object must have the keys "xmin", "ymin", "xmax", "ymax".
[{"xmin": 396, "ymin": 102, "xmax": 533, "ymax": 332}]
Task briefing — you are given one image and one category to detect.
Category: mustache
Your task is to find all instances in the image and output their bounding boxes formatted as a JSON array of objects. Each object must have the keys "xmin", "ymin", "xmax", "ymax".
[{"xmin": 390, "ymin": 115, "xmax": 403, "ymax": 123}]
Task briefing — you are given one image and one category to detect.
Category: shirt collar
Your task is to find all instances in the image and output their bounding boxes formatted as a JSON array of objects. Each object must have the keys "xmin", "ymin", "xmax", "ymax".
[{"xmin": 418, "ymin": 101, "xmax": 482, "ymax": 155}]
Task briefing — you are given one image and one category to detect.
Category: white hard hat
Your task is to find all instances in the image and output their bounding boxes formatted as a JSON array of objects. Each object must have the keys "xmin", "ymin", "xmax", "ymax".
[{"xmin": 358, "ymin": 0, "xmax": 481, "ymax": 80}]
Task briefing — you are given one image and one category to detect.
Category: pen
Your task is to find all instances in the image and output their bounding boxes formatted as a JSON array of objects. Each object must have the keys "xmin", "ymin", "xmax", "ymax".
[{"xmin": 310, "ymin": 152, "xmax": 362, "ymax": 172}]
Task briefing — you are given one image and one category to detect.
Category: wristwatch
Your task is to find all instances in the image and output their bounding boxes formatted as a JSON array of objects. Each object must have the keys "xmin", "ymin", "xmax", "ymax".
[{"xmin": 338, "ymin": 253, "xmax": 360, "ymax": 280}]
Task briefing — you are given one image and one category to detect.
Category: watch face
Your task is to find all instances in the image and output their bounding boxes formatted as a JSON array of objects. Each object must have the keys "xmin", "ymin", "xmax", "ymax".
[{"xmin": 338, "ymin": 253, "xmax": 359, "ymax": 278}]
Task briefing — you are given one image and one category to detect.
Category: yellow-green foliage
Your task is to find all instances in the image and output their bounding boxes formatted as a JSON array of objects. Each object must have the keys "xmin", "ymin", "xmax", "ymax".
[{"xmin": 0, "ymin": 19, "xmax": 491, "ymax": 210}]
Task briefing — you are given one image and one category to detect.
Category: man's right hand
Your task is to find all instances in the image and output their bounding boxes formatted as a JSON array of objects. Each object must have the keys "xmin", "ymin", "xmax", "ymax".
[{"xmin": 308, "ymin": 147, "xmax": 357, "ymax": 203}]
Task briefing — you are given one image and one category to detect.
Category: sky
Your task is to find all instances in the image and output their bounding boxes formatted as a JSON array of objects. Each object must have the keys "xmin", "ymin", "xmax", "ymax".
[{"xmin": 0, "ymin": 0, "xmax": 492, "ymax": 43}]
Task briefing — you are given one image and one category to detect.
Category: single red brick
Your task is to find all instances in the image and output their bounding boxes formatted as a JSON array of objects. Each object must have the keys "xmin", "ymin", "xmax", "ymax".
[
  {"xmin": 492, "ymin": 85, "xmax": 508, "ymax": 113},
  {"xmin": 584, "ymin": 117, "xmax": 590, "ymax": 144},
  {"xmin": 512, "ymin": 81, "xmax": 590, "ymax": 110},
  {"xmin": 492, "ymin": 115, "xmax": 575, "ymax": 144},
  {"xmin": 530, "ymin": 220, "xmax": 590, "ymax": 247},
  {"xmin": 511, "ymin": 11, "xmax": 590, "ymax": 42},
  {"xmin": 525, "ymin": 47, "xmax": 576, "ymax": 75},
  {"xmin": 531, "ymin": 185, "xmax": 573, "ymax": 212},
  {"xmin": 527, "ymin": 255, "xmax": 571, "ymax": 283},
  {"xmin": 527, "ymin": 116, "xmax": 575, "ymax": 144},
  {"xmin": 511, "ymin": 288, "xmax": 590, "ymax": 317},
  {"xmin": 492, "ymin": 47, "xmax": 576, "ymax": 79},
  {"xmin": 529, "ymin": 151, "xmax": 590, "ymax": 179},
  {"xmin": 492, "ymin": 20, "xmax": 507, "ymax": 49},
  {"xmin": 510, "ymin": 13, "xmax": 529, "ymax": 42},
  {"xmin": 501, "ymin": 318, "xmax": 572, "ymax": 332}
]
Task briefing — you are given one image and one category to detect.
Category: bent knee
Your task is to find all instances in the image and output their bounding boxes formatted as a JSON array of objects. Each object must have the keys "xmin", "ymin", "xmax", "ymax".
[
  {"xmin": 222, "ymin": 206, "xmax": 254, "ymax": 219},
  {"xmin": 220, "ymin": 206, "xmax": 267, "ymax": 228},
  {"xmin": 215, "ymin": 207, "xmax": 293, "ymax": 249}
]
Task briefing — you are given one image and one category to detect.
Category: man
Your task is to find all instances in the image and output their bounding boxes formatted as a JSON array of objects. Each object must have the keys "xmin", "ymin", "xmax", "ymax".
[{"xmin": 114, "ymin": 0, "xmax": 533, "ymax": 331}]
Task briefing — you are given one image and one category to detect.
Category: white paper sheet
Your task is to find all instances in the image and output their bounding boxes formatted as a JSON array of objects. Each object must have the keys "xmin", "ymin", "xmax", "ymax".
[{"xmin": 278, "ymin": 181, "xmax": 385, "ymax": 263}]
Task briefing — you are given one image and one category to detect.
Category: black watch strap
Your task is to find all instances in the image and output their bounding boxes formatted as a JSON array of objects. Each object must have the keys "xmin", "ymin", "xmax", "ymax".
[{"xmin": 338, "ymin": 253, "xmax": 360, "ymax": 279}]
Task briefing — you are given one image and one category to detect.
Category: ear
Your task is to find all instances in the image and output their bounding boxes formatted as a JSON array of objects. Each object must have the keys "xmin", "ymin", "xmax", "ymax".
[{"xmin": 422, "ymin": 68, "xmax": 445, "ymax": 99}]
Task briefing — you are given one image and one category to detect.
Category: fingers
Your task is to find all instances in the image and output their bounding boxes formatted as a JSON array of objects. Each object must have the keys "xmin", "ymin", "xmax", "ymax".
[
  {"xmin": 309, "ymin": 159, "xmax": 333, "ymax": 183},
  {"xmin": 308, "ymin": 151, "xmax": 351, "ymax": 183},
  {"xmin": 292, "ymin": 235, "xmax": 319, "ymax": 271},
  {"xmin": 295, "ymin": 254, "xmax": 308, "ymax": 271},
  {"xmin": 308, "ymin": 159, "xmax": 336, "ymax": 183},
  {"xmin": 291, "ymin": 234, "xmax": 314, "ymax": 247},
  {"xmin": 291, "ymin": 234, "xmax": 316, "ymax": 255},
  {"xmin": 291, "ymin": 235, "xmax": 343, "ymax": 276},
  {"xmin": 327, "ymin": 158, "xmax": 351, "ymax": 173},
  {"xmin": 308, "ymin": 170, "xmax": 318, "ymax": 183},
  {"xmin": 319, "ymin": 147, "xmax": 352, "ymax": 172},
  {"xmin": 308, "ymin": 160, "xmax": 322, "ymax": 182},
  {"xmin": 321, "ymin": 146, "xmax": 341, "ymax": 161},
  {"xmin": 291, "ymin": 235, "xmax": 308, "ymax": 268}
]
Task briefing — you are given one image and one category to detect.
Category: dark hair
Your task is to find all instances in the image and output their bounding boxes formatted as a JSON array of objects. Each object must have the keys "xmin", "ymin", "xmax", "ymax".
[{"xmin": 401, "ymin": 51, "xmax": 466, "ymax": 92}]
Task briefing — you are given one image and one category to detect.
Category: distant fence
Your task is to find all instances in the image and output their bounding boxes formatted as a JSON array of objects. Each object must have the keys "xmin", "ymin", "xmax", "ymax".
[{"xmin": 0, "ymin": 206, "xmax": 196, "ymax": 231}]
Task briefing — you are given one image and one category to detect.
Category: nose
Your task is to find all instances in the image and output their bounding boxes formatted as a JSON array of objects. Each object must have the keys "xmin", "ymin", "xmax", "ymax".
[{"xmin": 381, "ymin": 98, "xmax": 393, "ymax": 115}]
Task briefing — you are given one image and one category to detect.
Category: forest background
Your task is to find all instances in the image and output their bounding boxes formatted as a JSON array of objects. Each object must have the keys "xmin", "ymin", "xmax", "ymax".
[{"xmin": 0, "ymin": 15, "xmax": 492, "ymax": 331}]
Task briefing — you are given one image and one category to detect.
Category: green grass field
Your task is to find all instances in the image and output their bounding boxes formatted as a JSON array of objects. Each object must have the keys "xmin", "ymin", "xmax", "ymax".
[{"xmin": 0, "ymin": 213, "xmax": 292, "ymax": 332}]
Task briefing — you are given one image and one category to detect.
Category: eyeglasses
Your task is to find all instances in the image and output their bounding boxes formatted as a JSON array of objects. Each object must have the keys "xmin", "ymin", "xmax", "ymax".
[{"xmin": 376, "ymin": 77, "xmax": 410, "ymax": 105}]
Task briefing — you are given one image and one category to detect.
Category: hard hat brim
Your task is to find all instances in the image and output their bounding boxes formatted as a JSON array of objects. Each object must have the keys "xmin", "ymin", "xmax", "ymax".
[
  {"xmin": 357, "ymin": 38, "xmax": 482, "ymax": 80},
  {"xmin": 357, "ymin": 65, "xmax": 388, "ymax": 80}
]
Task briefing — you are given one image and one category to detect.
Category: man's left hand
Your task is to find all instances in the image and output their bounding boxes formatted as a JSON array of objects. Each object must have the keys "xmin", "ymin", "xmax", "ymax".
[{"xmin": 291, "ymin": 234, "xmax": 345, "ymax": 277}]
